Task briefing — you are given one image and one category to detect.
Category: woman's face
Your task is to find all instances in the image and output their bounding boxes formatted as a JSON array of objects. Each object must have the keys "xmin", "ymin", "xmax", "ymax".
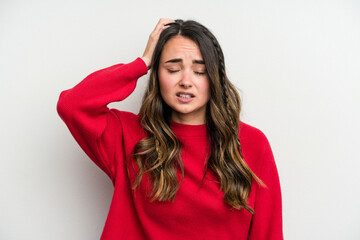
[{"xmin": 158, "ymin": 35, "xmax": 210, "ymax": 125}]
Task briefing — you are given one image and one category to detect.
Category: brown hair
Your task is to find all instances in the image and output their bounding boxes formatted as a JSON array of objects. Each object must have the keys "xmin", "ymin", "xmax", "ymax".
[{"xmin": 133, "ymin": 19, "xmax": 263, "ymax": 213}]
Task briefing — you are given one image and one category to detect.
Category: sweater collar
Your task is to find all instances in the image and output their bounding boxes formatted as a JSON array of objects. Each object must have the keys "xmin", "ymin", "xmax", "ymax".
[{"xmin": 170, "ymin": 120, "xmax": 207, "ymax": 137}]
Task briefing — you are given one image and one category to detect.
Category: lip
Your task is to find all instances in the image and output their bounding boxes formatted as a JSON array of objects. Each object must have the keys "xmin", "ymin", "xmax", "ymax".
[{"xmin": 176, "ymin": 92, "xmax": 195, "ymax": 103}]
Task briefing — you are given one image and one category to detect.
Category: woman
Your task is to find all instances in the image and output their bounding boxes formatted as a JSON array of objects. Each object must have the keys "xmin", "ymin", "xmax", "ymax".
[{"xmin": 57, "ymin": 18, "xmax": 283, "ymax": 240}]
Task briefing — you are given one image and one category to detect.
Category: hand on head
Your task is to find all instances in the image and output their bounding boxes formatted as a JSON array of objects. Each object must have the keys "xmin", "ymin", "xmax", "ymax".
[{"xmin": 141, "ymin": 18, "xmax": 175, "ymax": 69}]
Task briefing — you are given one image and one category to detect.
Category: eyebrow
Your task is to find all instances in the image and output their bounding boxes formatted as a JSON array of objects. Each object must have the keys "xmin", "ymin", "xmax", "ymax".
[{"xmin": 164, "ymin": 58, "xmax": 205, "ymax": 64}]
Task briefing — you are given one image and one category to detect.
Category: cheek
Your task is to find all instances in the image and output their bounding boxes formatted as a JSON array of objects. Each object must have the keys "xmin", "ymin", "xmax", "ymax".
[
  {"xmin": 201, "ymin": 78, "xmax": 211, "ymax": 101},
  {"xmin": 158, "ymin": 70, "xmax": 172, "ymax": 99}
]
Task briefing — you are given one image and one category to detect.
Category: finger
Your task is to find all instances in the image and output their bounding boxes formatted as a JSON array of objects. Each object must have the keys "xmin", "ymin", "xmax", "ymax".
[
  {"xmin": 159, "ymin": 18, "xmax": 175, "ymax": 25},
  {"xmin": 153, "ymin": 18, "xmax": 175, "ymax": 33}
]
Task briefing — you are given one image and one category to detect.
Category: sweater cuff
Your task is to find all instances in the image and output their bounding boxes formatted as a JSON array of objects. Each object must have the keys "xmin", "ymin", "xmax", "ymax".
[{"xmin": 134, "ymin": 57, "xmax": 149, "ymax": 75}]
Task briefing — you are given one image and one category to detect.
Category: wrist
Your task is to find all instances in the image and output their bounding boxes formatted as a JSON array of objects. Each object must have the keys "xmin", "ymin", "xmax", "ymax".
[{"xmin": 141, "ymin": 56, "xmax": 151, "ymax": 70}]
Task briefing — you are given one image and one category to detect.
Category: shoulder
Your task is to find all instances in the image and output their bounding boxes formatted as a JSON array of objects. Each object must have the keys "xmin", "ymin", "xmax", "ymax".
[
  {"xmin": 238, "ymin": 121, "xmax": 272, "ymax": 170},
  {"xmin": 110, "ymin": 110, "xmax": 146, "ymax": 137},
  {"xmin": 239, "ymin": 121, "xmax": 270, "ymax": 148},
  {"xmin": 112, "ymin": 110, "xmax": 139, "ymax": 121},
  {"xmin": 110, "ymin": 110, "xmax": 141, "ymax": 128}
]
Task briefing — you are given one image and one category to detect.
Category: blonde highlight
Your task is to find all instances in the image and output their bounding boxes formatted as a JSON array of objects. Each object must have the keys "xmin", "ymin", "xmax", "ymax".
[{"xmin": 132, "ymin": 20, "xmax": 264, "ymax": 213}]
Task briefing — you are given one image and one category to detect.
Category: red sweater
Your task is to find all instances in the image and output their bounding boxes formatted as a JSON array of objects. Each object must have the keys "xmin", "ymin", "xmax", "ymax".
[{"xmin": 57, "ymin": 58, "xmax": 283, "ymax": 240}]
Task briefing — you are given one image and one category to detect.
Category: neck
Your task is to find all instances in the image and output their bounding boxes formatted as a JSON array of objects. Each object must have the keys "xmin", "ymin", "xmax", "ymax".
[{"xmin": 171, "ymin": 112, "xmax": 206, "ymax": 125}]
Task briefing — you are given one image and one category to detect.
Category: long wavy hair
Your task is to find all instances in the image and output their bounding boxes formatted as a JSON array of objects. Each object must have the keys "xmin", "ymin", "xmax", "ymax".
[{"xmin": 133, "ymin": 19, "xmax": 263, "ymax": 213}]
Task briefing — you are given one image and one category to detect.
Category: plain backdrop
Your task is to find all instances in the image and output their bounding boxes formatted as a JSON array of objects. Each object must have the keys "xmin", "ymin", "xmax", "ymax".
[{"xmin": 1, "ymin": 0, "xmax": 359, "ymax": 239}]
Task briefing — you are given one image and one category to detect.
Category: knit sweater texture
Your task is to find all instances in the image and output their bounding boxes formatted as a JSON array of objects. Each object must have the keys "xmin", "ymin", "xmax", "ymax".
[{"xmin": 57, "ymin": 57, "xmax": 283, "ymax": 239}]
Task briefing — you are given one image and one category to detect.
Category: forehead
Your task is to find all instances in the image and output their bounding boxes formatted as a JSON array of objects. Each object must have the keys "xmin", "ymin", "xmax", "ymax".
[{"xmin": 160, "ymin": 35, "xmax": 203, "ymax": 62}]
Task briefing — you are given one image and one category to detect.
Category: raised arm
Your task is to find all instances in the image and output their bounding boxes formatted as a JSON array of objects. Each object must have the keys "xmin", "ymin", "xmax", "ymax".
[
  {"xmin": 57, "ymin": 58, "xmax": 148, "ymax": 181},
  {"xmin": 57, "ymin": 19, "xmax": 175, "ymax": 182}
]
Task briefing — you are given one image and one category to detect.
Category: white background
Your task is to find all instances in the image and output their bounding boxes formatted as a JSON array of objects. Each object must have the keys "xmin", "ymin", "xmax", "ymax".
[{"xmin": 1, "ymin": 0, "xmax": 359, "ymax": 239}]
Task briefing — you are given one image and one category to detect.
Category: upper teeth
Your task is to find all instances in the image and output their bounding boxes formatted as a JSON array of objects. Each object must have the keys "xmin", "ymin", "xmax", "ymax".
[{"xmin": 179, "ymin": 94, "xmax": 192, "ymax": 98}]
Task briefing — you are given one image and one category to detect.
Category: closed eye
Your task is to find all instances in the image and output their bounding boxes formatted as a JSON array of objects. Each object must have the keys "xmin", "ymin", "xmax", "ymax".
[
  {"xmin": 167, "ymin": 69, "xmax": 180, "ymax": 73},
  {"xmin": 195, "ymin": 71, "xmax": 206, "ymax": 75}
]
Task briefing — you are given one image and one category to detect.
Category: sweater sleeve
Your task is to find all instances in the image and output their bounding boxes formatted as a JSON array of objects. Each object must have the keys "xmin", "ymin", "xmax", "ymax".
[
  {"xmin": 56, "ymin": 57, "xmax": 148, "ymax": 182},
  {"xmin": 248, "ymin": 141, "xmax": 283, "ymax": 239}
]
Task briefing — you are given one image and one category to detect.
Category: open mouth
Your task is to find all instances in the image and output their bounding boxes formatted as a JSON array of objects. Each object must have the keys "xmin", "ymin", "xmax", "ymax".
[{"xmin": 176, "ymin": 93, "xmax": 194, "ymax": 98}]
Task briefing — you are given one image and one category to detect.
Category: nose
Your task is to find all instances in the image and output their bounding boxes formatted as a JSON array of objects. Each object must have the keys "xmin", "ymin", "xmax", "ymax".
[{"xmin": 179, "ymin": 70, "xmax": 193, "ymax": 88}]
